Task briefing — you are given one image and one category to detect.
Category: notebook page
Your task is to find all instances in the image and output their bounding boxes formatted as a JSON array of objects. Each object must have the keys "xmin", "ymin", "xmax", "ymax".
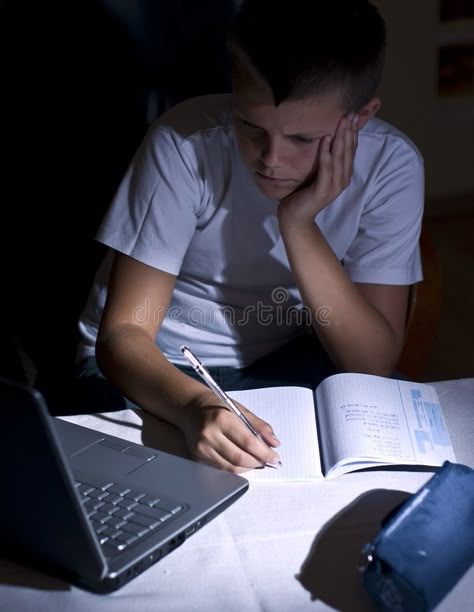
[
  {"xmin": 316, "ymin": 373, "xmax": 455, "ymax": 478},
  {"xmin": 228, "ymin": 387, "xmax": 322, "ymax": 482}
]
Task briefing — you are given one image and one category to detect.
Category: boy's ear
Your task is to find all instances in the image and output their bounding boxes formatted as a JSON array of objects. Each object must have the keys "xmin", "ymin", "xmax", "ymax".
[{"xmin": 357, "ymin": 97, "xmax": 381, "ymax": 129}]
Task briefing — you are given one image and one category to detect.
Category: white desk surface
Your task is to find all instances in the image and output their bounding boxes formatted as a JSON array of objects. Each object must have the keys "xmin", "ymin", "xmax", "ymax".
[{"xmin": 1, "ymin": 378, "xmax": 473, "ymax": 612}]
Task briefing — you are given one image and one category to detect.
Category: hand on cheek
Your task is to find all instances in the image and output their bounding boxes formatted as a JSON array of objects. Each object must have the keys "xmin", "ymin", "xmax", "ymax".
[
  {"xmin": 278, "ymin": 113, "xmax": 359, "ymax": 226},
  {"xmin": 330, "ymin": 112, "xmax": 359, "ymax": 194}
]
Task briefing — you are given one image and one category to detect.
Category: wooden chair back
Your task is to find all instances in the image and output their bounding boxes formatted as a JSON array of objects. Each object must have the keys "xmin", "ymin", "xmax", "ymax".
[{"xmin": 396, "ymin": 226, "xmax": 443, "ymax": 380}]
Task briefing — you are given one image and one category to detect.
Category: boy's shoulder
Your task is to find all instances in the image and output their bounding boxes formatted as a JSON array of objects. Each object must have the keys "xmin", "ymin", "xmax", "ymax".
[
  {"xmin": 148, "ymin": 94, "xmax": 234, "ymax": 143},
  {"xmin": 360, "ymin": 116, "xmax": 423, "ymax": 166}
]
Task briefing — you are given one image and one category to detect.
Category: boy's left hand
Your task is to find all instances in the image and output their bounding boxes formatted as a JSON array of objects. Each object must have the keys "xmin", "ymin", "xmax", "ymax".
[{"xmin": 278, "ymin": 113, "xmax": 359, "ymax": 225}]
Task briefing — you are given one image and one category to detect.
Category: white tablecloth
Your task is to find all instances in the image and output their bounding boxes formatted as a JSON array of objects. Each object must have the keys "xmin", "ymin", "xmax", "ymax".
[{"xmin": 1, "ymin": 379, "xmax": 473, "ymax": 611}]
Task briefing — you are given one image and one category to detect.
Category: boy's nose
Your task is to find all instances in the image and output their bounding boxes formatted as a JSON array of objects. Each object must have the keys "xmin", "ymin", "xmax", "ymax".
[{"xmin": 259, "ymin": 136, "xmax": 283, "ymax": 168}]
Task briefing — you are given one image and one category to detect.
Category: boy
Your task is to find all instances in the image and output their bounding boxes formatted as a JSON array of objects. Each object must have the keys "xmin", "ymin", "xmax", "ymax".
[{"xmin": 77, "ymin": 0, "xmax": 424, "ymax": 472}]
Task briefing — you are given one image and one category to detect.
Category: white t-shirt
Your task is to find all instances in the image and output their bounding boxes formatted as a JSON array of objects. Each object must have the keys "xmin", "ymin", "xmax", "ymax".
[{"xmin": 78, "ymin": 94, "xmax": 424, "ymax": 367}]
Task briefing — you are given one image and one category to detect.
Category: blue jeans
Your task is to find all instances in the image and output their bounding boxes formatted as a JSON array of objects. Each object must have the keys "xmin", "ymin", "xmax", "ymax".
[{"xmin": 74, "ymin": 333, "xmax": 338, "ymax": 413}]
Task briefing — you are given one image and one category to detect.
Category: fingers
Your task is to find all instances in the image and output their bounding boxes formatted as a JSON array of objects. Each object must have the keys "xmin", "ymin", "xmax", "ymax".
[
  {"xmin": 196, "ymin": 428, "xmax": 280, "ymax": 473},
  {"xmin": 346, "ymin": 113, "xmax": 359, "ymax": 177},
  {"xmin": 331, "ymin": 113, "xmax": 359, "ymax": 191},
  {"xmin": 311, "ymin": 135, "xmax": 332, "ymax": 200},
  {"xmin": 279, "ymin": 112, "xmax": 359, "ymax": 220},
  {"xmin": 219, "ymin": 411, "xmax": 281, "ymax": 468},
  {"xmin": 243, "ymin": 408, "xmax": 281, "ymax": 448},
  {"xmin": 195, "ymin": 445, "xmax": 263, "ymax": 474},
  {"xmin": 186, "ymin": 406, "xmax": 281, "ymax": 473},
  {"xmin": 197, "ymin": 431, "xmax": 280, "ymax": 474}
]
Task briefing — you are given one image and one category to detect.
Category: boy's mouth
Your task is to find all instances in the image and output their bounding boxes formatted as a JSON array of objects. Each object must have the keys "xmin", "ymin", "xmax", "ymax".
[{"xmin": 256, "ymin": 172, "xmax": 292, "ymax": 183}]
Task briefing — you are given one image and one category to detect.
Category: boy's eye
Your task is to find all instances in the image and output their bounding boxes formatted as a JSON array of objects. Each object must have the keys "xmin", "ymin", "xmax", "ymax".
[
  {"xmin": 239, "ymin": 117, "xmax": 314, "ymax": 143},
  {"xmin": 292, "ymin": 135, "xmax": 315, "ymax": 144},
  {"xmin": 242, "ymin": 119, "xmax": 260, "ymax": 129}
]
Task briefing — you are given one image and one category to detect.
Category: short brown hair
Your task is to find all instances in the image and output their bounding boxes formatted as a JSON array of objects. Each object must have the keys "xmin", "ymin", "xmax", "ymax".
[{"xmin": 230, "ymin": 0, "xmax": 386, "ymax": 112}]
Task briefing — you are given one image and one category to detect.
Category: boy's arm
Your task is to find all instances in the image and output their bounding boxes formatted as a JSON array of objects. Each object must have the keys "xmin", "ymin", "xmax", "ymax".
[
  {"xmin": 279, "ymin": 218, "xmax": 409, "ymax": 375},
  {"xmin": 95, "ymin": 251, "xmax": 280, "ymax": 472},
  {"xmin": 278, "ymin": 115, "xmax": 412, "ymax": 376}
]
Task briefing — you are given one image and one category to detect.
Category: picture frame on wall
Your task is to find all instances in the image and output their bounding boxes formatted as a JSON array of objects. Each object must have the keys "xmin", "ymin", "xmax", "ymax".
[
  {"xmin": 440, "ymin": 0, "xmax": 474, "ymax": 22},
  {"xmin": 437, "ymin": 0, "xmax": 474, "ymax": 100}
]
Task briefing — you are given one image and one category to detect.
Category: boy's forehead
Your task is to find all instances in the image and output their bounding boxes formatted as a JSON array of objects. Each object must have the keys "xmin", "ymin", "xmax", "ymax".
[
  {"xmin": 233, "ymin": 78, "xmax": 345, "ymax": 133},
  {"xmin": 232, "ymin": 56, "xmax": 346, "ymax": 129}
]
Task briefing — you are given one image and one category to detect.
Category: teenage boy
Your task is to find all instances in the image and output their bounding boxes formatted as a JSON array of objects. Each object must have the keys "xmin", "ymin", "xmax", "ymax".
[{"xmin": 77, "ymin": 0, "xmax": 424, "ymax": 472}]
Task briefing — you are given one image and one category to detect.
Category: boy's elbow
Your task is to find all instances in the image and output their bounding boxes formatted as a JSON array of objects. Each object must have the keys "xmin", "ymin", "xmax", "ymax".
[{"xmin": 337, "ymin": 351, "xmax": 399, "ymax": 379}]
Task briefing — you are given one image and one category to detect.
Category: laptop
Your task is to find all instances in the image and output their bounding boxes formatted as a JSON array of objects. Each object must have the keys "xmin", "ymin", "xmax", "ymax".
[{"xmin": 0, "ymin": 377, "xmax": 249, "ymax": 593}]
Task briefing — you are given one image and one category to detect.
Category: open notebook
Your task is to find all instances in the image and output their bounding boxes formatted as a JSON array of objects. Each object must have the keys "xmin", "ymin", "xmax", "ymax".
[{"xmin": 229, "ymin": 373, "xmax": 456, "ymax": 482}]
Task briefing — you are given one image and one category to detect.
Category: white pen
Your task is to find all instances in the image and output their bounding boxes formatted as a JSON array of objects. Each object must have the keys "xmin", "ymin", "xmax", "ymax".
[{"xmin": 180, "ymin": 345, "xmax": 282, "ymax": 469}]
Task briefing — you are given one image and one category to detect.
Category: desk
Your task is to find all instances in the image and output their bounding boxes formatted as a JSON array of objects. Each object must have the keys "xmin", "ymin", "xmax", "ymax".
[{"xmin": 1, "ymin": 379, "xmax": 473, "ymax": 611}]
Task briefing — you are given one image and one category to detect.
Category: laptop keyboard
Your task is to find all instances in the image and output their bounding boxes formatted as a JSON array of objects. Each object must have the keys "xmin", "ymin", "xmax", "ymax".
[{"xmin": 74, "ymin": 477, "xmax": 185, "ymax": 557}]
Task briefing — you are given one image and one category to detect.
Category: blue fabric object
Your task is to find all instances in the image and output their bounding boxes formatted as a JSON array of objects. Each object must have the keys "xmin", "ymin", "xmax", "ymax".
[{"xmin": 361, "ymin": 461, "xmax": 474, "ymax": 611}]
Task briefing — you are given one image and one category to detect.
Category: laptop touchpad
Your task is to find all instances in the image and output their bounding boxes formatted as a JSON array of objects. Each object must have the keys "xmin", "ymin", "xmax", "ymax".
[{"xmin": 71, "ymin": 439, "xmax": 156, "ymax": 475}]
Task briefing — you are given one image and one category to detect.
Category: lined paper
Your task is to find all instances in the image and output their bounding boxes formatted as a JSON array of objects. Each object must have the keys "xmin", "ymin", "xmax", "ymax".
[
  {"xmin": 228, "ymin": 387, "xmax": 322, "ymax": 482},
  {"xmin": 315, "ymin": 373, "xmax": 456, "ymax": 478}
]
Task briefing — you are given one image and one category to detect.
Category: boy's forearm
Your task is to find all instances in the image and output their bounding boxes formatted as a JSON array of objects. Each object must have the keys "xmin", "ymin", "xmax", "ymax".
[
  {"xmin": 279, "ymin": 219, "xmax": 402, "ymax": 376},
  {"xmin": 95, "ymin": 325, "xmax": 210, "ymax": 429}
]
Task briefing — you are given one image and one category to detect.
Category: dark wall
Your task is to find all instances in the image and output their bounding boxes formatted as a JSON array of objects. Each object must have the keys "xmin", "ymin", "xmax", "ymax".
[{"xmin": 0, "ymin": 0, "xmax": 236, "ymax": 411}]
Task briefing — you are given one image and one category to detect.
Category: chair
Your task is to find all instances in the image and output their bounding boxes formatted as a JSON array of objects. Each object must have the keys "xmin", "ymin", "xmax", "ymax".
[{"xmin": 395, "ymin": 226, "xmax": 443, "ymax": 380}]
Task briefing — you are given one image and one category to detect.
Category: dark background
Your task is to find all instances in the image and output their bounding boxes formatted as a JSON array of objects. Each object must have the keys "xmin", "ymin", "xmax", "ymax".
[{"xmin": 0, "ymin": 0, "xmax": 237, "ymax": 411}]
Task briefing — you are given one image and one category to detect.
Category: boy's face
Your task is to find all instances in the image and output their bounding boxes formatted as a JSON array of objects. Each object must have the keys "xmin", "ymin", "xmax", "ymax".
[{"xmin": 233, "ymin": 65, "xmax": 346, "ymax": 201}]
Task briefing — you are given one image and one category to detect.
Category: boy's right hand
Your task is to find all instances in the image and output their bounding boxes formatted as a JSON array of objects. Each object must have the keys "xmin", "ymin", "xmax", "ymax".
[{"xmin": 180, "ymin": 390, "xmax": 281, "ymax": 473}]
